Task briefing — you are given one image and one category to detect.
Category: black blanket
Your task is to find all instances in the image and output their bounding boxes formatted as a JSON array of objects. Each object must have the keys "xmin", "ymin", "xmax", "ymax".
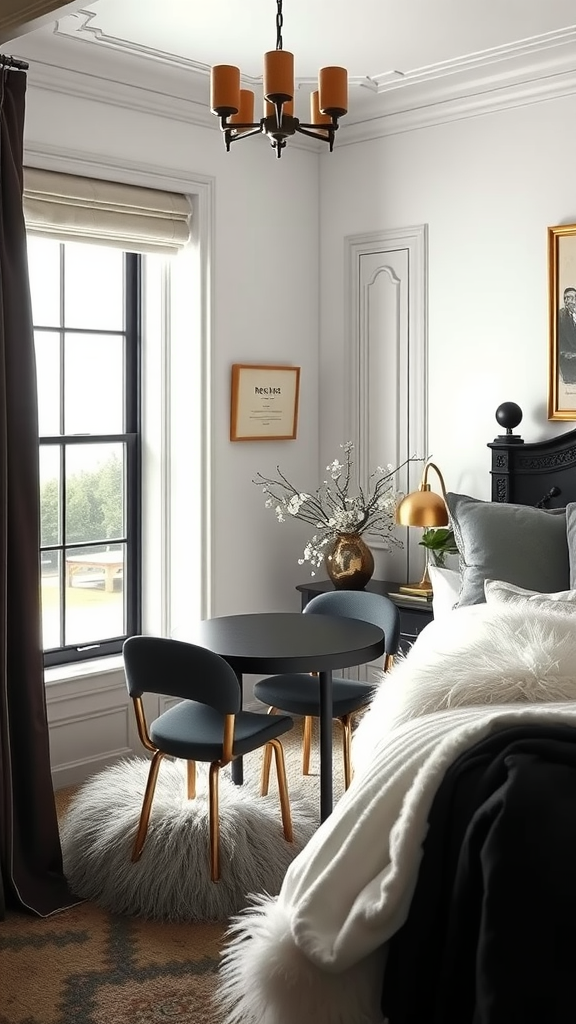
[{"xmin": 381, "ymin": 723, "xmax": 576, "ymax": 1024}]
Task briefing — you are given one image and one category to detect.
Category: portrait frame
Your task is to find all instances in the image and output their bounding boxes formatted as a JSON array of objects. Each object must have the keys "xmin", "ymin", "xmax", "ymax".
[
  {"xmin": 548, "ymin": 223, "xmax": 576, "ymax": 420},
  {"xmin": 230, "ymin": 363, "xmax": 301, "ymax": 441}
]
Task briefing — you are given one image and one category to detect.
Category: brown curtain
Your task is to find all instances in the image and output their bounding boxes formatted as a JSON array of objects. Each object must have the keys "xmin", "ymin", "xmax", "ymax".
[{"xmin": 0, "ymin": 64, "xmax": 76, "ymax": 916}]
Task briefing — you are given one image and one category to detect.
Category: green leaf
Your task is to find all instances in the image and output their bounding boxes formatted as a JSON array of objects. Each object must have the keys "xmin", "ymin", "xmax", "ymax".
[{"xmin": 419, "ymin": 527, "xmax": 458, "ymax": 554}]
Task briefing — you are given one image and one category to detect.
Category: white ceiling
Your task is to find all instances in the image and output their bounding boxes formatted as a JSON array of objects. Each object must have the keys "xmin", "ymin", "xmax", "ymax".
[
  {"xmin": 16, "ymin": 0, "xmax": 576, "ymax": 81},
  {"xmin": 9, "ymin": 0, "xmax": 576, "ymax": 129}
]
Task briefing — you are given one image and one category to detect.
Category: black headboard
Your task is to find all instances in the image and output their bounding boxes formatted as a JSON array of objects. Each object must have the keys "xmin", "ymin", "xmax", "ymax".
[{"xmin": 488, "ymin": 402, "xmax": 576, "ymax": 508}]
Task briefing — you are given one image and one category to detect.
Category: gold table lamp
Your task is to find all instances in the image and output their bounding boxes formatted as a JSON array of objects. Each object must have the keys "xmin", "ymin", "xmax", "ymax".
[{"xmin": 395, "ymin": 461, "xmax": 449, "ymax": 597}]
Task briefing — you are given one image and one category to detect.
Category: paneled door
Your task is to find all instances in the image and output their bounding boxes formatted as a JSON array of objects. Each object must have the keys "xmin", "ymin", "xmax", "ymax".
[{"xmin": 345, "ymin": 226, "xmax": 428, "ymax": 585}]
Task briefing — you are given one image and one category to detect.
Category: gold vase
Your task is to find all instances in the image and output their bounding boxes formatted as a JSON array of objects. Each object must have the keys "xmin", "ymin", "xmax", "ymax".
[{"xmin": 325, "ymin": 532, "xmax": 375, "ymax": 590}]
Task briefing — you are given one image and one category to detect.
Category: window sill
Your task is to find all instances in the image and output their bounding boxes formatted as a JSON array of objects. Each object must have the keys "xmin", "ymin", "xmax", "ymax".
[{"xmin": 44, "ymin": 654, "xmax": 124, "ymax": 686}]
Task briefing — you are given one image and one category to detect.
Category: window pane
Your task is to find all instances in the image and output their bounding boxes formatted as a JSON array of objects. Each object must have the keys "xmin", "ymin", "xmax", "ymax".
[
  {"xmin": 41, "ymin": 550, "xmax": 61, "ymax": 651},
  {"xmin": 65, "ymin": 444, "xmax": 125, "ymax": 545},
  {"xmin": 40, "ymin": 446, "xmax": 61, "ymax": 546},
  {"xmin": 64, "ymin": 334, "xmax": 124, "ymax": 435},
  {"xmin": 64, "ymin": 243, "xmax": 124, "ymax": 331},
  {"xmin": 64, "ymin": 331, "xmax": 123, "ymax": 436},
  {"xmin": 65, "ymin": 542, "xmax": 126, "ymax": 646},
  {"xmin": 35, "ymin": 331, "xmax": 61, "ymax": 436},
  {"xmin": 27, "ymin": 237, "xmax": 61, "ymax": 328}
]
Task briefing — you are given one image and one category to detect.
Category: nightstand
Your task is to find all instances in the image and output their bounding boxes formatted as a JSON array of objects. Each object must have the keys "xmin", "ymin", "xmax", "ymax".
[{"xmin": 295, "ymin": 578, "xmax": 433, "ymax": 654}]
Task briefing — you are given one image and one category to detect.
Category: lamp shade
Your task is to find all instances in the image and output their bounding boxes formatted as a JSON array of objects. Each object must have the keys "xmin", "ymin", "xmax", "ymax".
[
  {"xmin": 210, "ymin": 65, "xmax": 241, "ymax": 116},
  {"xmin": 396, "ymin": 488, "xmax": 449, "ymax": 527},
  {"xmin": 263, "ymin": 50, "xmax": 294, "ymax": 101},
  {"xmin": 230, "ymin": 89, "xmax": 255, "ymax": 127},
  {"xmin": 395, "ymin": 460, "xmax": 449, "ymax": 527},
  {"xmin": 318, "ymin": 66, "xmax": 348, "ymax": 116}
]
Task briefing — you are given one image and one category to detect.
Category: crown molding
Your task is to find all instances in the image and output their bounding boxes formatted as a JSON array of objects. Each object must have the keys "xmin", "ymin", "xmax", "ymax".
[
  {"xmin": 28, "ymin": 58, "xmax": 215, "ymax": 129},
  {"xmin": 56, "ymin": 10, "xmax": 211, "ymax": 77},
  {"xmin": 337, "ymin": 62, "xmax": 576, "ymax": 147},
  {"xmin": 369, "ymin": 27, "xmax": 576, "ymax": 93}
]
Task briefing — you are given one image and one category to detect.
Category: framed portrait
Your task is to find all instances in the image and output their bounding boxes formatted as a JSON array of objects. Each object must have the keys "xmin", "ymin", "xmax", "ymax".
[
  {"xmin": 548, "ymin": 223, "xmax": 576, "ymax": 420},
  {"xmin": 230, "ymin": 364, "xmax": 301, "ymax": 441}
]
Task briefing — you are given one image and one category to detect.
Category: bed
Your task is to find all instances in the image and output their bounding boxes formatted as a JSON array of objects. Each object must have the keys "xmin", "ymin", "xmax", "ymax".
[{"xmin": 217, "ymin": 405, "xmax": 576, "ymax": 1024}]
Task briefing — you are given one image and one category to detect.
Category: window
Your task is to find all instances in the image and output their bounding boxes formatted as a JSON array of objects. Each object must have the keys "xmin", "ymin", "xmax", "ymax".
[{"xmin": 28, "ymin": 238, "xmax": 142, "ymax": 666}]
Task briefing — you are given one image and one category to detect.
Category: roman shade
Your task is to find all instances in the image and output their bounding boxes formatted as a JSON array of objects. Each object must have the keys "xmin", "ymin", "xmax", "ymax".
[{"xmin": 23, "ymin": 167, "xmax": 192, "ymax": 254}]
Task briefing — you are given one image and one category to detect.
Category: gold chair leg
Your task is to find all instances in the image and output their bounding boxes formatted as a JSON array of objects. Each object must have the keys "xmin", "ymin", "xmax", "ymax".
[
  {"xmin": 341, "ymin": 714, "xmax": 353, "ymax": 791},
  {"xmin": 260, "ymin": 707, "xmax": 277, "ymax": 796},
  {"xmin": 132, "ymin": 749, "xmax": 165, "ymax": 862},
  {"xmin": 208, "ymin": 762, "xmax": 220, "ymax": 882},
  {"xmin": 187, "ymin": 759, "xmax": 196, "ymax": 799},
  {"xmin": 302, "ymin": 715, "xmax": 313, "ymax": 775},
  {"xmin": 384, "ymin": 653, "xmax": 395, "ymax": 673},
  {"xmin": 268, "ymin": 738, "xmax": 293, "ymax": 843}
]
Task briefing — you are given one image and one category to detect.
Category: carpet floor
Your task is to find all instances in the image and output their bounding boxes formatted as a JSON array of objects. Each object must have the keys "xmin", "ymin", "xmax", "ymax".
[{"xmin": 2, "ymin": 718, "xmax": 346, "ymax": 1024}]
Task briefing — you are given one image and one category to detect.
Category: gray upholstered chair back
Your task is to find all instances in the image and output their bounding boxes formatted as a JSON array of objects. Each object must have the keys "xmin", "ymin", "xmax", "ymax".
[
  {"xmin": 123, "ymin": 635, "xmax": 241, "ymax": 714},
  {"xmin": 303, "ymin": 590, "xmax": 401, "ymax": 656}
]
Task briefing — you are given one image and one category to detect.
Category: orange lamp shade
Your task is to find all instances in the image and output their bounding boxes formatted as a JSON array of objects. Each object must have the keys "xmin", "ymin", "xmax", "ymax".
[
  {"xmin": 263, "ymin": 50, "xmax": 294, "ymax": 101},
  {"xmin": 264, "ymin": 97, "xmax": 294, "ymax": 117},
  {"xmin": 319, "ymin": 66, "xmax": 348, "ymax": 116},
  {"xmin": 210, "ymin": 65, "xmax": 241, "ymax": 115},
  {"xmin": 310, "ymin": 90, "xmax": 331, "ymax": 131},
  {"xmin": 230, "ymin": 89, "xmax": 255, "ymax": 127}
]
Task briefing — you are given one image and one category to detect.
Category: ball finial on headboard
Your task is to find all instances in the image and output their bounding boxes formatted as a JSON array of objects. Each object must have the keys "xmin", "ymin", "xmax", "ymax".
[{"xmin": 494, "ymin": 402, "xmax": 524, "ymax": 444}]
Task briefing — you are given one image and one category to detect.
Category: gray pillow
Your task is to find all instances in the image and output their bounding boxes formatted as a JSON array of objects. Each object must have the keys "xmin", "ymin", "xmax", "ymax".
[
  {"xmin": 446, "ymin": 492, "xmax": 569, "ymax": 606},
  {"xmin": 567, "ymin": 502, "xmax": 576, "ymax": 588}
]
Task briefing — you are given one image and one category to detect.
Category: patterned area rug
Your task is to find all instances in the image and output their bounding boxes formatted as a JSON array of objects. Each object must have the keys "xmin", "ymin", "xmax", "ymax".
[
  {"xmin": 2, "ymin": 719, "xmax": 345, "ymax": 1024},
  {"xmin": 1, "ymin": 902, "xmax": 223, "ymax": 1024}
]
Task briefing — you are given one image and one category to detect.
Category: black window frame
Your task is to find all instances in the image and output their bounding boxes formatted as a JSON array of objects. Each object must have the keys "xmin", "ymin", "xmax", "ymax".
[{"xmin": 36, "ymin": 245, "xmax": 142, "ymax": 667}]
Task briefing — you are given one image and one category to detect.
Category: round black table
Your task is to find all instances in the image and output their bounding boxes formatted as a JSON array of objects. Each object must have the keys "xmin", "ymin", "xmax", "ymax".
[{"xmin": 194, "ymin": 612, "xmax": 384, "ymax": 821}]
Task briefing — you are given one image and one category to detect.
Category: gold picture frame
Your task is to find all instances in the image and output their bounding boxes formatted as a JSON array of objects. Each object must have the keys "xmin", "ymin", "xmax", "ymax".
[
  {"xmin": 548, "ymin": 223, "xmax": 576, "ymax": 420},
  {"xmin": 230, "ymin": 364, "xmax": 301, "ymax": 441}
]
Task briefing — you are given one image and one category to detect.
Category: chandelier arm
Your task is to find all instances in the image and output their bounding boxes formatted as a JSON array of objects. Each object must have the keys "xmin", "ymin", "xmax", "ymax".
[
  {"xmin": 295, "ymin": 126, "xmax": 333, "ymax": 144},
  {"xmin": 225, "ymin": 127, "xmax": 265, "ymax": 146},
  {"xmin": 220, "ymin": 120, "xmax": 262, "ymax": 132},
  {"xmin": 298, "ymin": 120, "xmax": 339, "ymax": 131}
]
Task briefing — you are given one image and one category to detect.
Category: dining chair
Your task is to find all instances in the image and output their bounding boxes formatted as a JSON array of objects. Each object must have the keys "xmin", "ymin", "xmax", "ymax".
[
  {"xmin": 123, "ymin": 635, "xmax": 294, "ymax": 882},
  {"xmin": 254, "ymin": 590, "xmax": 400, "ymax": 791}
]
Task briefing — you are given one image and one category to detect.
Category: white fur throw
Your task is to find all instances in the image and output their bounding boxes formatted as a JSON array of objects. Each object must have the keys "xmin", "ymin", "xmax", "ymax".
[
  {"xmin": 217, "ymin": 604, "xmax": 576, "ymax": 1024},
  {"xmin": 352, "ymin": 602, "xmax": 576, "ymax": 779}
]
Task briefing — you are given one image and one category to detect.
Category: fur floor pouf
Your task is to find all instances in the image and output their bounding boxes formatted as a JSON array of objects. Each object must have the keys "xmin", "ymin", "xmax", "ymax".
[{"xmin": 60, "ymin": 757, "xmax": 318, "ymax": 922}]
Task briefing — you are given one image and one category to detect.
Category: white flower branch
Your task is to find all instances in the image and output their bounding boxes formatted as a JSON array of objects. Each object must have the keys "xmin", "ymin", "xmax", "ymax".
[{"xmin": 254, "ymin": 443, "xmax": 423, "ymax": 575}]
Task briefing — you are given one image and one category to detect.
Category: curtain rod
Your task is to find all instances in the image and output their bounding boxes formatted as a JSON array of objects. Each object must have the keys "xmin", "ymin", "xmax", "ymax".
[{"xmin": 0, "ymin": 55, "xmax": 29, "ymax": 71}]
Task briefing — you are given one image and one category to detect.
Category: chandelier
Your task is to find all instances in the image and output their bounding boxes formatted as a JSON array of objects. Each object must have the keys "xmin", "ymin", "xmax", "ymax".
[{"xmin": 210, "ymin": 0, "xmax": 348, "ymax": 159}]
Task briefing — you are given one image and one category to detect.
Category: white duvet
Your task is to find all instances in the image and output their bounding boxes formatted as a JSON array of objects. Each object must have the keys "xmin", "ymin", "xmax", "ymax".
[{"xmin": 217, "ymin": 604, "xmax": 576, "ymax": 1024}]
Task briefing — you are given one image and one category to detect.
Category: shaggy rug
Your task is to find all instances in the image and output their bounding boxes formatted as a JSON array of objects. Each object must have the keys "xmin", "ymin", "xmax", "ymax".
[{"xmin": 60, "ymin": 756, "xmax": 318, "ymax": 923}]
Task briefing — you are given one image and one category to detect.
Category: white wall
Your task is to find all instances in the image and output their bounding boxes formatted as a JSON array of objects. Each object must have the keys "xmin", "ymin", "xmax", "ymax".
[{"xmin": 320, "ymin": 93, "xmax": 576, "ymax": 517}]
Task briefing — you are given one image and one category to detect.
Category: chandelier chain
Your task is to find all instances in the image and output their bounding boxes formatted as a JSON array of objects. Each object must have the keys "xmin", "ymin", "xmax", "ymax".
[{"xmin": 275, "ymin": 0, "xmax": 283, "ymax": 51}]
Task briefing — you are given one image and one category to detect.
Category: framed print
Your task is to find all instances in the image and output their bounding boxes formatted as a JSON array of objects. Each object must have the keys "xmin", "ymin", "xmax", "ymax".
[
  {"xmin": 230, "ymin": 364, "xmax": 301, "ymax": 441},
  {"xmin": 548, "ymin": 223, "xmax": 576, "ymax": 420}
]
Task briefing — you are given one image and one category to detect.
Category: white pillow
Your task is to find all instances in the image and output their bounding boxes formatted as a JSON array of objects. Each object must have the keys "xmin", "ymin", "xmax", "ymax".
[
  {"xmin": 485, "ymin": 578, "xmax": 576, "ymax": 616},
  {"xmin": 428, "ymin": 565, "xmax": 461, "ymax": 620}
]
